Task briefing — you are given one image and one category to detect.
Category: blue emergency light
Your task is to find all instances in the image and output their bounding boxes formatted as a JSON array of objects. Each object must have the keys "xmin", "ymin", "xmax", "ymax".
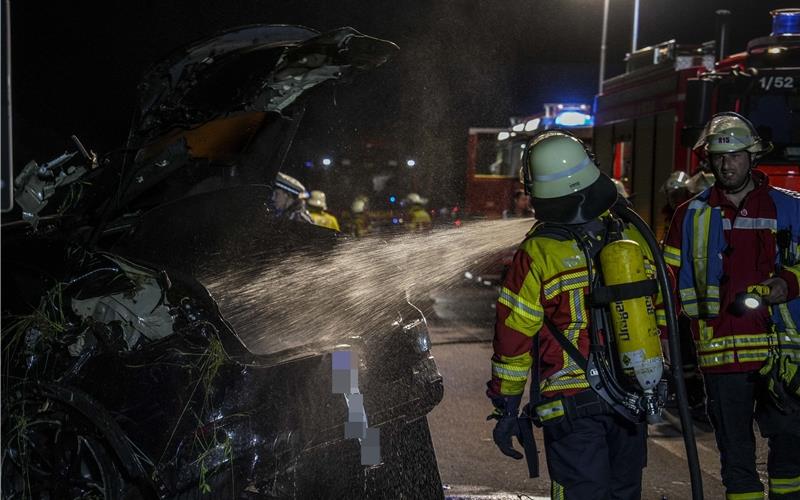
[
  {"xmin": 554, "ymin": 111, "xmax": 594, "ymax": 127},
  {"xmin": 772, "ymin": 9, "xmax": 800, "ymax": 37}
]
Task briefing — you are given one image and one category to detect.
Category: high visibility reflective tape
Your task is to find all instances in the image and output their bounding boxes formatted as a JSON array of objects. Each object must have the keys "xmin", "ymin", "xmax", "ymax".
[
  {"xmin": 699, "ymin": 351, "xmax": 736, "ymax": 368},
  {"xmin": 541, "ymin": 377, "xmax": 590, "ymax": 393},
  {"xmin": 499, "ymin": 287, "xmax": 543, "ymax": 319},
  {"xmin": 492, "ymin": 360, "xmax": 530, "ymax": 381},
  {"xmin": 737, "ymin": 349, "xmax": 771, "ymax": 362},
  {"xmin": 680, "ymin": 288, "xmax": 698, "ymax": 301},
  {"xmin": 697, "ymin": 334, "xmax": 774, "ymax": 352},
  {"xmin": 778, "ymin": 303, "xmax": 799, "ymax": 337},
  {"xmin": 733, "ymin": 217, "xmax": 777, "ymax": 230},
  {"xmin": 770, "ymin": 473, "xmax": 800, "ymax": 495},
  {"xmin": 663, "ymin": 245, "xmax": 681, "ymax": 267},
  {"xmin": 560, "ymin": 289, "xmax": 587, "ymax": 372},
  {"xmin": 725, "ymin": 491, "xmax": 764, "ymax": 500},
  {"xmin": 533, "ymin": 156, "xmax": 593, "ymax": 182},
  {"xmin": 535, "ymin": 400, "xmax": 565, "ymax": 421},
  {"xmin": 693, "ymin": 206, "xmax": 712, "ymax": 296},
  {"xmin": 656, "ymin": 309, "xmax": 667, "ymax": 327},
  {"xmin": 543, "ymin": 271, "xmax": 589, "ymax": 299},
  {"xmin": 551, "ymin": 480, "xmax": 566, "ymax": 500}
]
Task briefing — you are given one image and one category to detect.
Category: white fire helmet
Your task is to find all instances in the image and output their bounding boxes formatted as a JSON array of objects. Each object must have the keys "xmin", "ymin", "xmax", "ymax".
[
  {"xmin": 661, "ymin": 171, "xmax": 690, "ymax": 193},
  {"xmin": 274, "ymin": 172, "xmax": 309, "ymax": 199},
  {"xmin": 307, "ymin": 190, "xmax": 328, "ymax": 210},
  {"xmin": 521, "ymin": 130, "xmax": 617, "ymax": 224},
  {"xmin": 693, "ymin": 112, "xmax": 772, "ymax": 156},
  {"xmin": 406, "ymin": 193, "xmax": 428, "ymax": 206}
]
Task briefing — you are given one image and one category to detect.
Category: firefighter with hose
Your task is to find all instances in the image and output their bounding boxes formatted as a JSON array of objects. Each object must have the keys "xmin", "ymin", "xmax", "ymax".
[
  {"xmin": 664, "ymin": 112, "xmax": 800, "ymax": 499},
  {"xmin": 486, "ymin": 130, "xmax": 703, "ymax": 499}
]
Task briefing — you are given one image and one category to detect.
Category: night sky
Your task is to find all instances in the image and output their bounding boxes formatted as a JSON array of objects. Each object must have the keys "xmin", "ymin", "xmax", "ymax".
[{"xmin": 9, "ymin": 0, "xmax": 799, "ymax": 205}]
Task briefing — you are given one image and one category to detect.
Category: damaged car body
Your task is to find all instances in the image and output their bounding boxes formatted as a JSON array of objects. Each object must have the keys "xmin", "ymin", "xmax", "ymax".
[{"xmin": 2, "ymin": 25, "xmax": 444, "ymax": 499}]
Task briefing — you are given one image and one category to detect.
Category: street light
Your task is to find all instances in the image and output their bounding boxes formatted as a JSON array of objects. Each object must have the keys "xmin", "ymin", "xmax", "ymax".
[
  {"xmin": 598, "ymin": 0, "xmax": 641, "ymax": 94},
  {"xmin": 406, "ymin": 159, "xmax": 416, "ymax": 167},
  {"xmin": 322, "ymin": 158, "xmax": 332, "ymax": 166}
]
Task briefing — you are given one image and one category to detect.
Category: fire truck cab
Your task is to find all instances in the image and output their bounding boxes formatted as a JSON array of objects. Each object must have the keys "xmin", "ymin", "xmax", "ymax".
[
  {"xmin": 594, "ymin": 8, "xmax": 800, "ymax": 239},
  {"xmin": 465, "ymin": 103, "xmax": 593, "ymax": 218}
]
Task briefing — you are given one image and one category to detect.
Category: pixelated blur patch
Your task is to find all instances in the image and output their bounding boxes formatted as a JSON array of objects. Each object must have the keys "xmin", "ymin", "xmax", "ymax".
[
  {"xmin": 332, "ymin": 348, "xmax": 381, "ymax": 466},
  {"xmin": 332, "ymin": 350, "xmax": 358, "ymax": 394}
]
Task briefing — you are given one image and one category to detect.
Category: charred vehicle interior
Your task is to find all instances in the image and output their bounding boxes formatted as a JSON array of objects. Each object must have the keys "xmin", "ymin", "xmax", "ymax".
[{"xmin": 2, "ymin": 25, "xmax": 444, "ymax": 499}]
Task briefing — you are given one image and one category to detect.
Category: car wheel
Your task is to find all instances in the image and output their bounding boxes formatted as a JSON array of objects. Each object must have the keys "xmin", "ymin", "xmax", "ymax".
[{"xmin": 2, "ymin": 392, "xmax": 124, "ymax": 500}]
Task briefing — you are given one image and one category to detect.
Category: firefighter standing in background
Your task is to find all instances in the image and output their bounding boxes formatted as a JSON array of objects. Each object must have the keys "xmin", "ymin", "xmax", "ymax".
[
  {"xmin": 488, "ymin": 130, "xmax": 665, "ymax": 499},
  {"xmin": 271, "ymin": 172, "xmax": 314, "ymax": 223},
  {"xmin": 307, "ymin": 190, "xmax": 341, "ymax": 232},
  {"xmin": 660, "ymin": 170, "xmax": 708, "ymax": 418},
  {"xmin": 348, "ymin": 196, "xmax": 372, "ymax": 237},
  {"xmin": 405, "ymin": 192, "xmax": 432, "ymax": 231},
  {"xmin": 502, "ymin": 188, "xmax": 535, "ymax": 218},
  {"xmin": 663, "ymin": 112, "xmax": 800, "ymax": 499}
]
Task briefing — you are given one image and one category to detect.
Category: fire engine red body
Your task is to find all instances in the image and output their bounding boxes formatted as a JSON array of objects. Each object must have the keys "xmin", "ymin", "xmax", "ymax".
[
  {"xmin": 594, "ymin": 9, "xmax": 800, "ymax": 239},
  {"xmin": 465, "ymin": 104, "xmax": 592, "ymax": 218}
]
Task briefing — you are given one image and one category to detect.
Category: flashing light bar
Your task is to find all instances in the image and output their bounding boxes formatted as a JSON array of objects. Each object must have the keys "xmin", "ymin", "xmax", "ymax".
[
  {"xmin": 772, "ymin": 9, "xmax": 800, "ymax": 37},
  {"xmin": 524, "ymin": 118, "xmax": 541, "ymax": 132},
  {"xmin": 554, "ymin": 111, "xmax": 594, "ymax": 127}
]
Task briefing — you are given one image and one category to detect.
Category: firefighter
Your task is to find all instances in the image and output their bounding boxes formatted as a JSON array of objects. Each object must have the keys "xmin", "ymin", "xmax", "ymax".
[
  {"xmin": 502, "ymin": 188, "xmax": 534, "ymax": 218},
  {"xmin": 349, "ymin": 196, "xmax": 372, "ymax": 237},
  {"xmin": 663, "ymin": 112, "xmax": 800, "ymax": 499},
  {"xmin": 487, "ymin": 130, "xmax": 665, "ymax": 499},
  {"xmin": 661, "ymin": 170, "xmax": 691, "ymax": 224},
  {"xmin": 271, "ymin": 172, "xmax": 313, "ymax": 223},
  {"xmin": 307, "ymin": 190, "xmax": 341, "ymax": 232},
  {"xmin": 405, "ymin": 192, "xmax": 432, "ymax": 231}
]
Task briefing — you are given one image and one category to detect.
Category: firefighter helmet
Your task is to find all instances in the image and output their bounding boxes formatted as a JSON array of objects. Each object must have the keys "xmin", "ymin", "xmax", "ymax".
[
  {"xmin": 308, "ymin": 190, "xmax": 328, "ymax": 210},
  {"xmin": 521, "ymin": 130, "xmax": 618, "ymax": 224},
  {"xmin": 351, "ymin": 197, "xmax": 366, "ymax": 214},
  {"xmin": 274, "ymin": 172, "xmax": 309, "ymax": 199},
  {"xmin": 661, "ymin": 171, "xmax": 690, "ymax": 193},
  {"xmin": 406, "ymin": 193, "xmax": 428, "ymax": 205},
  {"xmin": 686, "ymin": 171, "xmax": 715, "ymax": 194},
  {"xmin": 693, "ymin": 112, "xmax": 772, "ymax": 155}
]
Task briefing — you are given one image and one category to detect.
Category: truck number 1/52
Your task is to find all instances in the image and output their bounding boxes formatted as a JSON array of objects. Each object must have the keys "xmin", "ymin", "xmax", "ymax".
[{"xmin": 759, "ymin": 76, "xmax": 795, "ymax": 90}]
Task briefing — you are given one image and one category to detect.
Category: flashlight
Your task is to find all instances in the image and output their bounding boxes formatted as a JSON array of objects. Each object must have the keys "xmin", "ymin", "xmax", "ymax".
[{"xmin": 739, "ymin": 285, "xmax": 771, "ymax": 309}]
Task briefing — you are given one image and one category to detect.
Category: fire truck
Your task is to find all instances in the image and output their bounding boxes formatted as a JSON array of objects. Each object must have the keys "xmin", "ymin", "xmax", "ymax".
[
  {"xmin": 594, "ymin": 8, "xmax": 800, "ymax": 239},
  {"xmin": 464, "ymin": 103, "xmax": 593, "ymax": 218}
]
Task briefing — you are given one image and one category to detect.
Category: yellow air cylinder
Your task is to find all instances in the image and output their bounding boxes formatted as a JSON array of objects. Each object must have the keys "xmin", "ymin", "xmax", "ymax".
[{"xmin": 599, "ymin": 239, "xmax": 663, "ymax": 392}]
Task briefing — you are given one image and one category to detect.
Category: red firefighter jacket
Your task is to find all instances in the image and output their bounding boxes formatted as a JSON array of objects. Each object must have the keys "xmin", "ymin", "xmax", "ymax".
[{"xmin": 663, "ymin": 171, "xmax": 800, "ymax": 374}]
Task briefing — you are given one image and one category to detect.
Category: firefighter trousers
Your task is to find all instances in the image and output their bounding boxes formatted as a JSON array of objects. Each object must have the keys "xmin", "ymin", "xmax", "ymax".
[
  {"xmin": 542, "ymin": 409, "xmax": 646, "ymax": 500},
  {"xmin": 705, "ymin": 371, "xmax": 800, "ymax": 499}
]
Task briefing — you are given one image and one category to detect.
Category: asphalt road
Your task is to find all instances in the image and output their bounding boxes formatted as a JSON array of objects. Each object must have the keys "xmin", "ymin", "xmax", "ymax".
[{"xmin": 423, "ymin": 284, "xmax": 770, "ymax": 500}]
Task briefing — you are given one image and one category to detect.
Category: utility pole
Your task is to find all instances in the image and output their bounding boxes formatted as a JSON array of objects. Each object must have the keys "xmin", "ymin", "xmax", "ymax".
[
  {"xmin": 631, "ymin": 0, "xmax": 640, "ymax": 53},
  {"xmin": 598, "ymin": 0, "xmax": 610, "ymax": 94}
]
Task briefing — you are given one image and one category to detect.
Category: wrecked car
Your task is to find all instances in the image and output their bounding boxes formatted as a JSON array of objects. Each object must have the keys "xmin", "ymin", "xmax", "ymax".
[{"xmin": 2, "ymin": 25, "xmax": 444, "ymax": 499}]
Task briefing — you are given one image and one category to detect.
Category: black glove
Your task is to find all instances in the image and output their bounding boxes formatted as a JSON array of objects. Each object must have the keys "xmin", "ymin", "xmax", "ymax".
[{"xmin": 487, "ymin": 395, "xmax": 523, "ymax": 460}]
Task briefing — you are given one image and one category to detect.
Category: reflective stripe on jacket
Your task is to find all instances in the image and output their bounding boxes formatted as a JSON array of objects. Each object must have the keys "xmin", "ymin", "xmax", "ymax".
[
  {"xmin": 488, "ymin": 217, "xmax": 666, "ymax": 399},
  {"xmin": 664, "ymin": 171, "xmax": 800, "ymax": 373}
]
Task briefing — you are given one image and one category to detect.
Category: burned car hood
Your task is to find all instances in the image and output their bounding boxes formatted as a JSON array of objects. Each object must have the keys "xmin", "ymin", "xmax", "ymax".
[
  {"xmin": 133, "ymin": 24, "xmax": 397, "ymax": 146},
  {"xmin": 121, "ymin": 24, "xmax": 397, "ymax": 214},
  {"xmin": 10, "ymin": 25, "xmax": 397, "ymax": 231}
]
